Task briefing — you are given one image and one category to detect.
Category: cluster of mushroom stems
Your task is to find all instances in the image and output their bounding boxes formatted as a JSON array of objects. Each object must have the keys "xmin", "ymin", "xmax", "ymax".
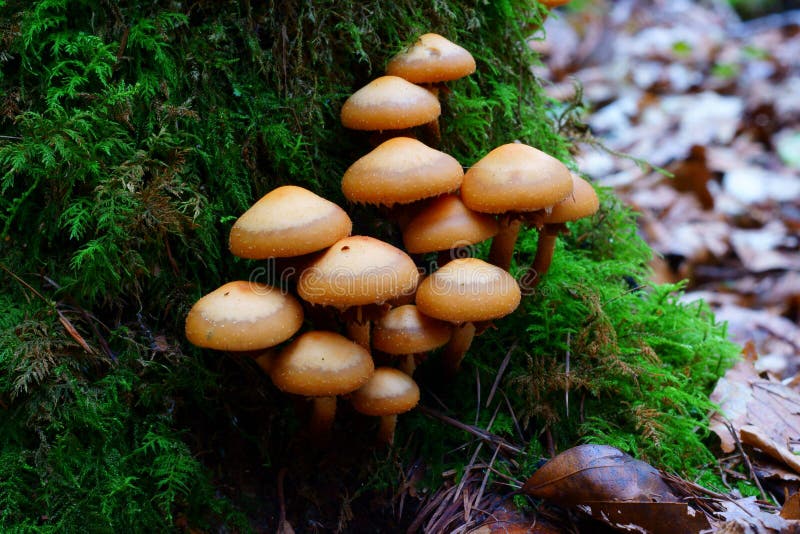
[{"xmin": 185, "ymin": 29, "xmax": 596, "ymax": 445}]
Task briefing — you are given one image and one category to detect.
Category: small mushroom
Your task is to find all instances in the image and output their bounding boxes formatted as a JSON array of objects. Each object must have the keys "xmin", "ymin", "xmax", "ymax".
[
  {"xmin": 385, "ymin": 33, "xmax": 476, "ymax": 144},
  {"xmin": 342, "ymin": 137, "xmax": 463, "ymax": 208},
  {"xmin": 372, "ymin": 304, "xmax": 452, "ymax": 375},
  {"xmin": 415, "ymin": 258, "xmax": 521, "ymax": 375},
  {"xmin": 297, "ymin": 235, "xmax": 420, "ymax": 349},
  {"xmin": 460, "ymin": 143, "xmax": 573, "ymax": 271},
  {"xmin": 185, "ymin": 280, "xmax": 304, "ymax": 351},
  {"xmin": 521, "ymin": 174, "xmax": 599, "ymax": 289},
  {"xmin": 270, "ymin": 331, "xmax": 374, "ymax": 437},
  {"xmin": 402, "ymin": 193, "xmax": 498, "ymax": 267},
  {"xmin": 340, "ymin": 75, "xmax": 441, "ymax": 132},
  {"xmin": 386, "ymin": 33, "xmax": 476, "ymax": 84},
  {"xmin": 350, "ymin": 367, "xmax": 420, "ymax": 445},
  {"xmin": 229, "ymin": 185, "xmax": 352, "ymax": 260}
]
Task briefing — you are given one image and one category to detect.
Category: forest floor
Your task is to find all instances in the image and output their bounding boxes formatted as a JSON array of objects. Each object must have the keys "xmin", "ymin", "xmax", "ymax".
[{"xmin": 399, "ymin": 1, "xmax": 800, "ymax": 532}]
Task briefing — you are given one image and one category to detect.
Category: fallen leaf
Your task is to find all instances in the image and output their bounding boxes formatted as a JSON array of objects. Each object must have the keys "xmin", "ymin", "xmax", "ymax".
[
  {"xmin": 711, "ymin": 342, "xmax": 800, "ymax": 474},
  {"xmin": 523, "ymin": 445, "xmax": 717, "ymax": 533},
  {"xmin": 579, "ymin": 500, "xmax": 710, "ymax": 534},
  {"xmin": 781, "ymin": 492, "xmax": 800, "ymax": 520},
  {"xmin": 740, "ymin": 424, "xmax": 800, "ymax": 475},
  {"xmin": 715, "ymin": 496, "xmax": 791, "ymax": 533},
  {"xmin": 522, "ymin": 444, "xmax": 678, "ymax": 504}
]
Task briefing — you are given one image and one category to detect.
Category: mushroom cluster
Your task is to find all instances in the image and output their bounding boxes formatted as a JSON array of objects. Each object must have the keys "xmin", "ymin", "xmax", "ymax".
[{"xmin": 184, "ymin": 32, "xmax": 598, "ymax": 445}]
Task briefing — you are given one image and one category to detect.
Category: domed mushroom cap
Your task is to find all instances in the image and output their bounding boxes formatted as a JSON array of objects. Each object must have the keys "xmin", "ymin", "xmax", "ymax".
[
  {"xmin": 403, "ymin": 194, "xmax": 499, "ymax": 253},
  {"xmin": 342, "ymin": 137, "xmax": 463, "ymax": 206},
  {"xmin": 297, "ymin": 236, "xmax": 420, "ymax": 309},
  {"xmin": 386, "ymin": 33, "xmax": 476, "ymax": 83},
  {"xmin": 372, "ymin": 304, "xmax": 452, "ymax": 355},
  {"xmin": 541, "ymin": 0, "xmax": 571, "ymax": 6},
  {"xmin": 270, "ymin": 331, "xmax": 375, "ymax": 397},
  {"xmin": 416, "ymin": 258, "xmax": 521, "ymax": 323},
  {"xmin": 229, "ymin": 185, "xmax": 352, "ymax": 259},
  {"xmin": 461, "ymin": 143, "xmax": 573, "ymax": 214},
  {"xmin": 185, "ymin": 281, "xmax": 304, "ymax": 351},
  {"xmin": 545, "ymin": 174, "xmax": 599, "ymax": 224},
  {"xmin": 350, "ymin": 367, "xmax": 420, "ymax": 416},
  {"xmin": 340, "ymin": 76, "xmax": 441, "ymax": 131}
]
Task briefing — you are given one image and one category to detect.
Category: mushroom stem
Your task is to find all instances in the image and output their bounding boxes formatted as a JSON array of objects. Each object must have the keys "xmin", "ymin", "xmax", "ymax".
[
  {"xmin": 309, "ymin": 396, "xmax": 338, "ymax": 437},
  {"xmin": 519, "ymin": 223, "xmax": 564, "ymax": 292},
  {"xmin": 346, "ymin": 316, "xmax": 371, "ymax": 350},
  {"xmin": 377, "ymin": 414, "xmax": 399, "ymax": 445},
  {"xmin": 399, "ymin": 353, "xmax": 419, "ymax": 376},
  {"xmin": 442, "ymin": 322, "xmax": 477, "ymax": 377},
  {"xmin": 488, "ymin": 218, "xmax": 522, "ymax": 271}
]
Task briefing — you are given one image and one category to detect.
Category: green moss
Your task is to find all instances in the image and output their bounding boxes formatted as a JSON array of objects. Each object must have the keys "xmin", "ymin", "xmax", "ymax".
[{"xmin": 0, "ymin": 0, "xmax": 737, "ymax": 530}]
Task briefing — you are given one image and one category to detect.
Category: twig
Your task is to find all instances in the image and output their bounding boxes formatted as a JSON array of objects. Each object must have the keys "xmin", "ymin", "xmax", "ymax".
[
  {"xmin": 486, "ymin": 341, "xmax": 517, "ymax": 408},
  {"xmin": 417, "ymin": 405, "xmax": 523, "ymax": 455},
  {"xmin": 724, "ymin": 419, "xmax": 768, "ymax": 502},
  {"xmin": 470, "ymin": 445, "xmax": 502, "ymax": 525}
]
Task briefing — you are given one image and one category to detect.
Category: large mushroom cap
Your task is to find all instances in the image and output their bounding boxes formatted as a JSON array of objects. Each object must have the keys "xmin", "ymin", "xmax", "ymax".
[
  {"xmin": 350, "ymin": 367, "xmax": 420, "ymax": 416},
  {"xmin": 297, "ymin": 236, "xmax": 420, "ymax": 309},
  {"xmin": 460, "ymin": 143, "xmax": 573, "ymax": 214},
  {"xmin": 416, "ymin": 258, "xmax": 521, "ymax": 323},
  {"xmin": 386, "ymin": 33, "xmax": 476, "ymax": 83},
  {"xmin": 545, "ymin": 174, "xmax": 599, "ymax": 224},
  {"xmin": 185, "ymin": 281, "xmax": 304, "ymax": 351},
  {"xmin": 342, "ymin": 137, "xmax": 463, "ymax": 206},
  {"xmin": 340, "ymin": 76, "xmax": 441, "ymax": 131},
  {"xmin": 403, "ymin": 194, "xmax": 499, "ymax": 253},
  {"xmin": 372, "ymin": 304, "xmax": 452, "ymax": 355},
  {"xmin": 270, "ymin": 331, "xmax": 374, "ymax": 397},
  {"xmin": 229, "ymin": 185, "xmax": 352, "ymax": 259}
]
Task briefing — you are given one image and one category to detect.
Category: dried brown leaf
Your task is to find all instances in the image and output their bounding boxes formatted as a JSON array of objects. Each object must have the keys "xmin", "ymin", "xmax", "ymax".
[
  {"xmin": 522, "ymin": 444, "xmax": 678, "ymax": 504},
  {"xmin": 781, "ymin": 492, "xmax": 800, "ymax": 520},
  {"xmin": 579, "ymin": 501, "xmax": 710, "ymax": 534}
]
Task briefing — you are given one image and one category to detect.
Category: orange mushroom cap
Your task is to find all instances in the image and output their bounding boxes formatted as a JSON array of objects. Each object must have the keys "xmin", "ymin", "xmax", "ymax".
[
  {"xmin": 416, "ymin": 258, "xmax": 521, "ymax": 323},
  {"xmin": 270, "ymin": 331, "xmax": 375, "ymax": 397},
  {"xmin": 372, "ymin": 304, "xmax": 452, "ymax": 355},
  {"xmin": 297, "ymin": 236, "xmax": 420, "ymax": 309},
  {"xmin": 386, "ymin": 33, "xmax": 476, "ymax": 83},
  {"xmin": 402, "ymin": 194, "xmax": 499, "ymax": 253},
  {"xmin": 350, "ymin": 367, "xmax": 420, "ymax": 417},
  {"xmin": 342, "ymin": 137, "xmax": 463, "ymax": 206},
  {"xmin": 340, "ymin": 76, "xmax": 441, "ymax": 131},
  {"xmin": 229, "ymin": 185, "xmax": 352, "ymax": 259},
  {"xmin": 461, "ymin": 143, "xmax": 573, "ymax": 214},
  {"xmin": 185, "ymin": 281, "xmax": 304, "ymax": 351},
  {"xmin": 545, "ymin": 174, "xmax": 599, "ymax": 224}
]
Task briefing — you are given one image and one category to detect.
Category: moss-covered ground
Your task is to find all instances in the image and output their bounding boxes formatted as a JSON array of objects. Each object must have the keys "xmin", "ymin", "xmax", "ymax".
[{"xmin": 1, "ymin": 0, "xmax": 739, "ymax": 531}]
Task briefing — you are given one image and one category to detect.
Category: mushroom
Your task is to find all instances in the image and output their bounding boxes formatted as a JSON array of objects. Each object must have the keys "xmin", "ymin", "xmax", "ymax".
[
  {"xmin": 402, "ymin": 193, "xmax": 498, "ymax": 268},
  {"xmin": 269, "ymin": 330, "xmax": 374, "ymax": 437},
  {"xmin": 415, "ymin": 258, "xmax": 521, "ymax": 375},
  {"xmin": 350, "ymin": 367, "xmax": 420, "ymax": 445},
  {"xmin": 385, "ymin": 33, "xmax": 476, "ymax": 85},
  {"xmin": 340, "ymin": 75, "xmax": 441, "ymax": 134},
  {"xmin": 385, "ymin": 33, "xmax": 476, "ymax": 144},
  {"xmin": 297, "ymin": 235, "xmax": 420, "ymax": 349},
  {"xmin": 185, "ymin": 280, "xmax": 304, "ymax": 352},
  {"xmin": 460, "ymin": 143, "xmax": 573, "ymax": 271},
  {"xmin": 520, "ymin": 174, "xmax": 599, "ymax": 289},
  {"xmin": 372, "ymin": 304, "xmax": 452, "ymax": 375},
  {"xmin": 342, "ymin": 137, "xmax": 463, "ymax": 209},
  {"xmin": 229, "ymin": 185, "xmax": 352, "ymax": 260}
]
